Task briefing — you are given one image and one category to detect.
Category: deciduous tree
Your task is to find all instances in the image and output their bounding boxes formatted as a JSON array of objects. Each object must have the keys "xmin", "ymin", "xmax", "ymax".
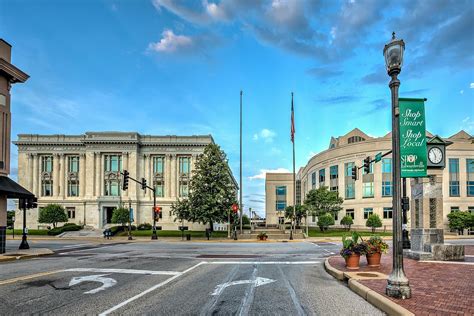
[{"xmin": 38, "ymin": 204, "xmax": 68, "ymax": 228}]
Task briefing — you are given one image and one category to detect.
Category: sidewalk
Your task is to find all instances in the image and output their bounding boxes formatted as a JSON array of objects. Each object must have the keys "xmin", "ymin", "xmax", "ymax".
[
  {"xmin": 0, "ymin": 248, "xmax": 54, "ymax": 262},
  {"xmin": 325, "ymin": 246, "xmax": 474, "ymax": 315}
]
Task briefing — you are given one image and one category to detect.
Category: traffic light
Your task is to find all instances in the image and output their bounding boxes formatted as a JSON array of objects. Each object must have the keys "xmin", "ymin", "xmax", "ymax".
[
  {"xmin": 122, "ymin": 170, "xmax": 129, "ymax": 190},
  {"xmin": 351, "ymin": 166, "xmax": 358, "ymax": 181},
  {"xmin": 232, "ymin": 203, "xmax": 239, "ymax": 213},
  {"xmin": 153, "ymin": 206, "xmax": 162, "ymax": 220},
  {"xmin": 401, "ymin": 197, "xmax": 410, "ymax": 211},
  {"xmin": 27, "ymin": 197, "xmax": 38, "ymax": 209},
  {"xmin": 363, "ymin": 157, "xmax": 371, "ymax": 174},
  {"xmin": 141, "ymin": 178, "xmax": 147, "ymax": 190}
]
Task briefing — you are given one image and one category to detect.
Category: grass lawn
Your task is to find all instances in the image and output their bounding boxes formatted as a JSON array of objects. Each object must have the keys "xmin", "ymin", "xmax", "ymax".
[
  {"xmin": 6, "ymin": 229, "xmax": 49, "ymax": 236},
  {"xmin": 308, "ymin": 228, "xmax": 392, "ymax": 238},
  {"xmin": 116, "ymin": 230, "xmax": 228, "ymax": 238}
]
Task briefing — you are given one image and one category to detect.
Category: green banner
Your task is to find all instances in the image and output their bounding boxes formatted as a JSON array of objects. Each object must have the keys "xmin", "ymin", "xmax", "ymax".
[{"xmin": 399, "ymin": 98, "xmax": 427, "ymax": 178}]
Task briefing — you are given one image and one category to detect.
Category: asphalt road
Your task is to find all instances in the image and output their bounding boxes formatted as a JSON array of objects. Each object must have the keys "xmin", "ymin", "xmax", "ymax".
[{"xmin": 0, "ymin": 240, "xmax": 384, "ymax": 315}]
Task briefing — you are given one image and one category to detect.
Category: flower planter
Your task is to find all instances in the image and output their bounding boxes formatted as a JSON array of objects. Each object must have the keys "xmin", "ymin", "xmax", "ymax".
[
  {"xmin": 366, "ymin": 252, "xmax": 382, "ymax": 267},
  {"xmin": 345, "ymin": 254, "xmax": 361, "ymax": 269},
  {"xmin": 258, "ymin": 236, "xmax": 268, "ymax": 241}
]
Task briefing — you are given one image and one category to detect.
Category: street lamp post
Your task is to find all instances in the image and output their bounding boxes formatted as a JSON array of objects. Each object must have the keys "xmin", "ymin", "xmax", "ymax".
[{"xmin": 384, "ymin": 32, "xmax": 411, "ymax": 299}]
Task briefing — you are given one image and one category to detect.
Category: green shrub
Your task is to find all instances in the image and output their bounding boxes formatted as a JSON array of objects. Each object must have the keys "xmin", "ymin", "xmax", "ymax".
[
  {"xmin": 47, "ymin": 227, "xmax": 64, "ymax": 235},
  {"xmin": 317, "ymin": 213, "xmax": 335, "ymax": 232},
  {"xmin": 63, "ymin": 223, "xmax": 77, "ymax": 227},
  {"xmin": 138, "ymin": 223, "xmax": 152, "ymax": 230},
  {"xmin": 340, "ymin": 215, "xmax": 354, "ymax": 231},
  {"xmin": 366, "ymin": 214, "xmax": 382, "ymax": 233},
  {"xmin": 447, "ymin": 211, "xmax": 472, "ymax": 234},
  {"xmin": 61, "ymin": 224, "xmax": 82, "ymax": 232}
]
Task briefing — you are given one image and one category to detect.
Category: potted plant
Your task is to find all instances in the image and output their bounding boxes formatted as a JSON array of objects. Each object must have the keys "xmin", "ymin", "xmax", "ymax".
[
  {"xmin": 257, "ymin": 232, "xmax": 268, "ymax": 241},
  {"xmin": 364, "ymin": 236, "xmax": 389, "ymax": 267},
  {"xmin": 340, "ymin": 232, "xmax": 367, "ymax": 269}
]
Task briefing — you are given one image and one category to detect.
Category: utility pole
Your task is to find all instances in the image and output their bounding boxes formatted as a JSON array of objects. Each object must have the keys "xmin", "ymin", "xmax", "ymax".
[{"xmin": 239, "ymin": 90, "xmax": 243, "ymax": 235}]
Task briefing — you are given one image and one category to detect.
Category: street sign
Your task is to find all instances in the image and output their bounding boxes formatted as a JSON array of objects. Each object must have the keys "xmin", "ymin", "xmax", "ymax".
[
  {"xmin": 375, "ymin": 152, "xmax": 382, "ymax": 162},
  {"xmin": 399, "ymin": 98, "xmax": 427, "ymax": 178}
]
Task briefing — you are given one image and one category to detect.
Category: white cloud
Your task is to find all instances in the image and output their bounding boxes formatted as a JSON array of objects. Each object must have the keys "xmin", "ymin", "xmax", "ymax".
[
  {"xmin": 148, "ymin": 29, "xmax": 193, "ymax": 53},
  {"xmin": 461, "ymin": 116, "xmax": 474, "ymax": 132},
  {"xmin": 253, "ymin": 128, "xmax": 276, "ymax": 142},
  {"xmin": 204, "ymin": 1, "xmax": 228, "ymax": 20},
  {"xmin": 470, "ymin": 83, "xmax": 474, "ymax": 89},
  {"xmin": 249, "ymin": 168, "xmax": 290, "ymax": 180},
  {"xmin": 460, "ymin": 90, "xmax": 464, "ymax": 94}
]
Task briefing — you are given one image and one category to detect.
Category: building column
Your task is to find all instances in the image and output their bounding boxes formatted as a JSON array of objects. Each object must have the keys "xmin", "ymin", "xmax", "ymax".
[
  {"xmin": 100, "ymin": 154, "xmax": 105, "ymax": 197},
  {"xmin": 80, "ymin": 153, "xmax": 86, "ymax": 197},
  {"xmin": 33, "ymin": 154, "xmax": 39, "ymax": 196},
  {"xmin": 60, "ymin": 154, "xmax": 66, "ymax": 199},
  {"xmin": 53, "ymin": 154, "xmax": 60, "ymax": 197},
  {"xmin": 171, "ymin": 154, "xmax": 177, "ymax": 198},
  {"xmin": 27, "ymin": 153, "xmax": 33, "ymax": 192},
  {"xmin": 148, "ymin": 154, "xmax": 153, "ymax": 199},
  {"xmin": 165, "ymin": 154, "xmax": 171, "ymax": 198},
  {"xmin": 123, "ymin": 152, "xmax": 129, "ymax": 198},
  {"xmin": 144, "ymin": 154, "xmax": 150, "ymax": 198},
  {"xmin": 95, "ymin": 152, "xmax": 101, "ymax": 196}
]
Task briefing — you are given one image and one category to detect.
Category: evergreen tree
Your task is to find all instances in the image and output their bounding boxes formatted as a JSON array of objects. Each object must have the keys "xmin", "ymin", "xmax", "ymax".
[{"xmin": 172, "ymin": 143, "xmax": 237, "ymax": 231}]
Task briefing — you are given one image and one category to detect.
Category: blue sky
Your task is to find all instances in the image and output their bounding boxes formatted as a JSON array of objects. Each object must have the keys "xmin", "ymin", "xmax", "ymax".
[{"xmin": 1, "ymin": 0, "xmax": 473, "ymax": 216}]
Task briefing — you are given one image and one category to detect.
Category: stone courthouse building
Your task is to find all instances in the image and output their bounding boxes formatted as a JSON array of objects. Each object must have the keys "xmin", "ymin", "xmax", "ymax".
[{"xmin": 14, "ymin": 132, "xmax": 230, "ymax": 230}]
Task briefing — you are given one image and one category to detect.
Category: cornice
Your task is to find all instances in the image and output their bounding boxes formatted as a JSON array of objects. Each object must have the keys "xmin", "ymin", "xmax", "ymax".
[{"xmin": 0, "ymin": 58, "xmax": 29, "ymax": 83}]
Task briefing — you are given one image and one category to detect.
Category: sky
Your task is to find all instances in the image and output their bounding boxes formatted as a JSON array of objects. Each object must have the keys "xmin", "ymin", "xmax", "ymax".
[{"xmin": 1, "ymin": 0, "xmax": 473, "ymax": 216}]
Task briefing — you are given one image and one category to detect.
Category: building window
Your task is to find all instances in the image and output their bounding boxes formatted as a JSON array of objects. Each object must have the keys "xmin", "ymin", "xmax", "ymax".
[
  {"xmin": 383, "ymin": 207, "xmax": 393, "ymax": 219},
  {"xmin": 449, "ymin": 158, "xmax": 460, "ymax": 197},
  {"xmin": 334, "ymin": 212, "xmax": 338, "ymax": 221},
  {"xmin": 154, "ymin": 180, "xmax": 164, "ymax": 197},
  {"xmin": 41, "ymin": 156, "xmax": 53, "ymax": 172},
  {"xmin": 364, "ymin": 208, "xmax": 373, "ymax": 219},
  {"xmin": 68, "ymin": 156, "xmax": 79, "ymax": 173},
  {"xmin": 330, "ymin": 165, "xmax": 338, "ymax": 192},
  {"xmin": 348, "ymin": 136, "xmax": 365, "ymax": 144},
  {"xmin": 450, "ymin": 206, "xmax": 459, "ymax": 213},
  {"xmin": 153, "ymin": 156, "xmax": 164, "ymax": 174},
  {"xmin": 345, "ymin": 162, "xmax": 355, "ymax": 199},
  {"xmin": 382, "ymin": 181, "xmax": 392, "ymax": 197},
  {"xmin": 319, "ymin": 168, "xmax": 325, "ymax": 187},
  {"xmin": 105, "ymin": 155, "xmax": 121, "ymax": 172},
  {"xmin": 468, "ymin": 206, "xmax": 474, "ymax": 214},
  {"xmin": 179, "ymin": 181, "xmax": 189, "ymax": 197},
  {"xmin": 68, "ymin": 180, "xmax": 79, "ymax": 197},
  {"xmin": 105, "ymin": 181, "xmax": 119, "ymax": 196},
  {"xmin": 312, "ymin": 214, "xmax": 316, "ymax": 222},
  {"xmin": 66, "ymin": 207, "xmax": 76, "ymax": 219},
  {"xmin": 179, "ymin": 156, "xmax": 191, "ymax": 175},
  {"xmin": 363, "ymin": 182, "xmax": 374, "ymax": 198},
  {"xmin": 311, "ymin": 172, "xmax": 316, "ymax": 189},
  {"xmin": 346, "ymin": 209, "xmax": 354, "ymax": 219},
  {"xmin": 467, "ymin": 159, "xmax": 474, "ymax": 197},
  {"xmin": 42, "ymin": 181, "xmax": 53, "ymax": 196},
  {"xmin": 275, "ymin": 186, "xmax": 287, "ymax": 212},
  {"xmin": 382, "ymin": 158, "xmax": 392, "ymax": 173}
]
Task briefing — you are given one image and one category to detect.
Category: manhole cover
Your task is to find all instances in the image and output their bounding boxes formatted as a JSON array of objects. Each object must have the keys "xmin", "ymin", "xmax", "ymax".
[{"xmin": 356, "ymin": 272, "xmax": 379, "ymax": 277}]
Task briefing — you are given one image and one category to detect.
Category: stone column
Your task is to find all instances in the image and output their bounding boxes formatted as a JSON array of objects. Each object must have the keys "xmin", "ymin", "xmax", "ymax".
[
  {"xmin": 27, "ymin": 153, "xmax": 33, "ymax": 192},
  {"xmin": 80, "ymin": 153, "xmax": 86, "ymax": 197},
  {"xmin": 171, "ymin": 154, "xmax": 177, "ymax": 198},
  {"xmin": 53, "ymin": 154, "xmax": 60, "ymax": 197},
  {"xmin": 144, "ymin": 154, "xmax": 150, "ymax": 198},
  {"xmin": 100, "ymin": 154, "xmax": 105, "ymax": 196},
  {"xmin": 165, "ymin": 154, "xmax": 171, "ymax": 198},
  {"xmin": 95, "ymin": 152, "xmax": 101, "ymax": 196},
  {"xmin": 59, "ymin": 154, "xmax": 65, "ymax": 199},
  {"xmin": 148, "ymin": 154, "xmax": 153, "ymax": 198},
  {"xmin": 33, "ymin": 154, "xmax": 39, "ymax": 196},
  {"xmin": 123, "ymin": 152, "xmax": 129, "ymax": 198}
]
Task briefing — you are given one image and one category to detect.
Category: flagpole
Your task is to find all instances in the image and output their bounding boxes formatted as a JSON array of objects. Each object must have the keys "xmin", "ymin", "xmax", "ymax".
[
  {"xmin": 291, "ymin": 92, "xmax": 295, "ymax": 240},
  {"xmin": 239, "ymin": 90, "xmax": 243, "ymax": 235}
]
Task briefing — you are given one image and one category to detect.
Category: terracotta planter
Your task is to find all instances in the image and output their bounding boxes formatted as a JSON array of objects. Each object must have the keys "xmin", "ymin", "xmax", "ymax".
[
  {"xmin": 345, "ymin": 254, "xmax": 360, "ymax": 269},
  {"xmin": 366, "ymin": 252, "xmax": 382, "ymax": 267},
  {"xmin": 258, "ymin": 236, "xmax": 267, "ymax": 241}
]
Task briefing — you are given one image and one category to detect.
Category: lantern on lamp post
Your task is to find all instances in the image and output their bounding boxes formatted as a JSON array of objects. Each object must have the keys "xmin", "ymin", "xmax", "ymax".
[{"xmin": 383, "ymin": 32, "xmax": 411, "ymax": 299}]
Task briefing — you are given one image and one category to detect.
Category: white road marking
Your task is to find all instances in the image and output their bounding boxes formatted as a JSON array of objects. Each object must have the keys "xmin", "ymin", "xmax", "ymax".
[
  {"xmin": 62, "ymin": 243, "xmax": 93, "ymax": 249},
  {"xmin": 98, "ymin": 261, "xmax": 207, "ymax": 316},
  {"xmin": 237, "ymin": 266, "xmax": 258, "ymax": 316},
  {"xmin": 64, "ymin": 268, "xmax": 180, "ymax": 276},
  {"xmin": 308, "ymin": 242, "xmax": 336, "ymax": 255},
  {"xmin": 207, "ymin": 261, "xmax": 320, "ymax": 265},
  {"xmin": 69, "ymin": 274, "xmax": 117, "ymax": 294},
  {"xmin": 211, "ymin": 277, "xmax": 276, "ymax": 296}
]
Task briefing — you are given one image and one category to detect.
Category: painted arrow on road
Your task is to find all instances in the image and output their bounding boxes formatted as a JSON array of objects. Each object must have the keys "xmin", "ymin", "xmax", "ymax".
[
  {"xmin": 69, "ymin": 274, "xmax": 117, "ymax": 294},
  {"xmin": 211, "ymin": 277, "xmax": 276, "ymax": 296}
]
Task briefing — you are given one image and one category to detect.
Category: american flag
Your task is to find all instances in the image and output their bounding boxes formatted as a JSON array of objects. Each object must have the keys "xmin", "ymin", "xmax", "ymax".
[{"xmin": 291, "ymin": 94, "xmax": 295, "ymax": 143}]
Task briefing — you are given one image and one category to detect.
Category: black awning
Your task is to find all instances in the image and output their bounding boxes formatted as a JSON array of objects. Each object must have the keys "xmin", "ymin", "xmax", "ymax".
[{"xmin": 0, "ymin": 176, "xmax": 34, "ymax": 199}]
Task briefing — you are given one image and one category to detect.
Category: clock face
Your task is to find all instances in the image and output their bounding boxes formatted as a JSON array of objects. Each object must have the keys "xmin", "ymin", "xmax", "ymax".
[{"xmin": 428, "ymin": 147, "xmax": 443, "ymax": 164}]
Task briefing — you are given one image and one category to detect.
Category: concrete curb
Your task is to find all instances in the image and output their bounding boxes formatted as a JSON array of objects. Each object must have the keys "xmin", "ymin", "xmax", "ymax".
[
  {"xmin": 0, "ymin": 249, "xmax": 54, "ymax": 263},
  {"xmin": 324, "ymin": 258, "xmax": 414, "ymax": 316}
]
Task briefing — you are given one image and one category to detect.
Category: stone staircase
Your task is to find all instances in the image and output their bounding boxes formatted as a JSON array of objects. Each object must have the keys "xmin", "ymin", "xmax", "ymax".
[{"xmin": 239, "ymin": 227, "xmax": 305, "ymax": 240}]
